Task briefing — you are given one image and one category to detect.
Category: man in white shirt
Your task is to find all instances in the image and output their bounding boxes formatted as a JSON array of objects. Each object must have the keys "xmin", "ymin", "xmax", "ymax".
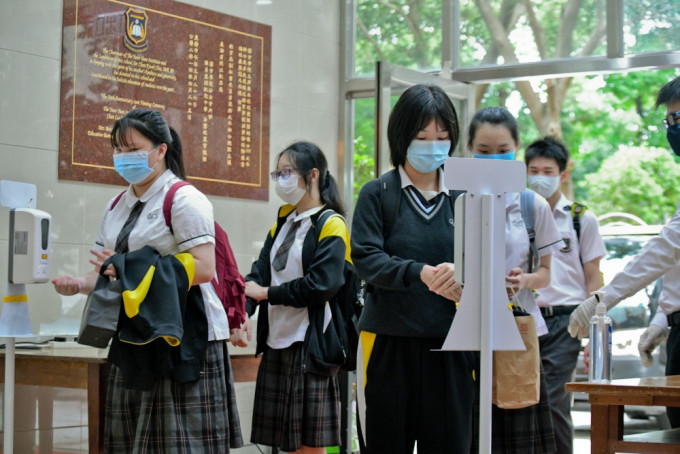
[
  {"xmin": 525, "ymin": 137, "xmax": 607, "ymax": 453},
  {"xmin": 569, "ymin": 75, "xmax": 680, "ymax": 428}
]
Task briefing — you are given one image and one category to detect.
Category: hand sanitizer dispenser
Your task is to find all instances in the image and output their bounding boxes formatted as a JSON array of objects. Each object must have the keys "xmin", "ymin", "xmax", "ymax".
[{"xmin": 8, "ymin": 208, "xmax": 51, "ymax": 284}]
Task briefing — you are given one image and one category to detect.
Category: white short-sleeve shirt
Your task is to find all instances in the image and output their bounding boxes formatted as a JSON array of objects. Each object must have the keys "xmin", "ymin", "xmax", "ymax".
[
  {"xmin": 94, "ymin": 169, "xmax": 229, "ymax": 341},
  {"xmin": 266, "ymin": 205, "xmax": 328, "ymax": 350},
  {"xmin": 505, "ymin": 190, "xmax": 563, "ymax": 335},
  {"xmin": 535, "ymin": 194, "xmax": 607, "ymax": 308}
]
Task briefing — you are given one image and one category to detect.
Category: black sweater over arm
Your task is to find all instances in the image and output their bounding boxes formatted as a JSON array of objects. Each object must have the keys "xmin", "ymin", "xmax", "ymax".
[{"xmin": 351, "ymin": 177, "xmax": 459, "ymax": 339}]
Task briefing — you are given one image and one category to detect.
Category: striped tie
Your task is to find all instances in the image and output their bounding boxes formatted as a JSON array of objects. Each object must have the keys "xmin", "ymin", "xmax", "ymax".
[
  {"xmin": 272, "ymin": 220, "xmax": 301, "ymax": 271},
  {"xmin": 114, "ymin": 200, "xmax": 146, "ymax": 254}
]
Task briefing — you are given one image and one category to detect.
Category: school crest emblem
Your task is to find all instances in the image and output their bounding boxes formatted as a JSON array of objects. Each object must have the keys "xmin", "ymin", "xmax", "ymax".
[{"xmin": 124, "ymin": 8, "xmax": 149, "ymax": 53}]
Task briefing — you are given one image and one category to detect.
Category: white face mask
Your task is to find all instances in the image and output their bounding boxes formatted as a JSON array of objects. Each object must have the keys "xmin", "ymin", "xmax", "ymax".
[
  {"xmin": 528, "ymin": 175, "xmax": 561, "ymax": 199},
  {"xmin": 275, "ymin": 173, "xmax": 306, "ymax": 205}
]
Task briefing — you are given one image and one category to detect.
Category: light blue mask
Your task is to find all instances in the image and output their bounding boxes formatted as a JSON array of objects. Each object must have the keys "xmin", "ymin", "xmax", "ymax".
[
  {"xmin": 113, "ymin": 147, "xmax": 159, "ymax": 184},
  {"xmin": 473, "ymin": 151, "xmax": 516, "ymax": 161},
  {"xmin": 406, "ymin": 140, "xmax": 451, "ymax": 173}
]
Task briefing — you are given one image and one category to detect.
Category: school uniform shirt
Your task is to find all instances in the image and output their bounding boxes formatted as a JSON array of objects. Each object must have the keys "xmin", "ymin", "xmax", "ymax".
[
  {"xmin": 601, "ymin": 205, "xmax": 680, "ymax": 329},
  {"xmin": 267, "ymin": 205, "xmax": 332, "ymax": 349},
  {"xmin": 536, "ymin": 194, "xmax": 607, "ymax": 308},
  {"xmin": 505, "ymin": 190, "xmax": 563, "ymax": 335},
  {"xmin": 94, "ymin": 169, "xmax": 230, "ymax": 341}
]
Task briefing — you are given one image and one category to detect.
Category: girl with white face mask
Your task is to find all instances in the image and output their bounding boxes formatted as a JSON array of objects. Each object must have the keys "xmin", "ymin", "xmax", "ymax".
[
  {"xmin": 467, "ymin": 106, "xmax": 563, "ymax": 454},
  {"xmin": 243, "ymin": 142, "xmax": 348, "ymax": 454}
]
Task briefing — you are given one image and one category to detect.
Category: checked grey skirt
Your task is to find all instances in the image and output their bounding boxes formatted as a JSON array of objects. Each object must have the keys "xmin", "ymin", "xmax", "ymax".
[
  {"xmin": 471, "ymin": 364, "xmax": 556, "ymax": 454},
  {"xmin": 251, "ymin": 341, "xmax": 341, "ymax": 452},
  {"xmin": 104, "ymin": 340, "xmax": 243, "ymax": 453}
]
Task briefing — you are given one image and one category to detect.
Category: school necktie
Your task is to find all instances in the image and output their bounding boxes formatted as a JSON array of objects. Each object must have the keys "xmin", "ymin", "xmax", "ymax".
[
  {"xmin": 115, "ymin": 200, "xmax": 146, "ymax": 254},
  {"xmin": 272, "ymin": 220, "xmax": 301, "ymax": 271}
]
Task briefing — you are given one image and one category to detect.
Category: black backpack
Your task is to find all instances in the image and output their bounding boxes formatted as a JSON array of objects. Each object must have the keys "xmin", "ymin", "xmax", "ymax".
[{"xmin": 272, "ymin": 208, "xmax": 362, "ymax": 375}]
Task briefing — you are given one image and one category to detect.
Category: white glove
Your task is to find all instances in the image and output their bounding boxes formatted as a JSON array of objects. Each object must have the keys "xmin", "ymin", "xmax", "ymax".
[
  {"xmin": 637, "ymin": 325, "xmax": 668, "ymax": 367},
  {"xmin": 568, "ymin": 295, "xmax": 600, "ymax": 340}
]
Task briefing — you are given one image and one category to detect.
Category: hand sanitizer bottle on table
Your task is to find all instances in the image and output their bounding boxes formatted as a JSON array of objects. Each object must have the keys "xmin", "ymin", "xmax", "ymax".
[{"xmin": 589, "ymin": 291, "xmax": 612, "ymax": 383}]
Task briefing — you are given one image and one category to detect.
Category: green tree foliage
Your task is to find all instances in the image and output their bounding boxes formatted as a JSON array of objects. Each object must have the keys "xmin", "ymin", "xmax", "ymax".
[
  {"xmin": 564, "ymin": 68, "xmax": 680, "ymax": 208},
  {"xmin": 352, "ymin": 1, "xmax": 680, "ymax": 221},
  {"xmin": 585, "ymin": 146, "xmax": 680, "ymax": 224}
]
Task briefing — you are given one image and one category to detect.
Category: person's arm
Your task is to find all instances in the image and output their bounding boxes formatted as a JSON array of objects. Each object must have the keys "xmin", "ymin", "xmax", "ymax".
[
  {"xmin": 506, "ymin": 254, "xmax": 552, "ymax": 291},
  {"xmin": 52, "ymin": 270, "xmax": 99, "ymax": 296},
  {"xmin": 244, "ymin": 227, "xmax": 276, "ymax": 312},
  {"xmin": 583, "ymin": 257, "xmax": 603, "ymax": 294},
  {"xmin": 570, "ymin": 211, "xmax": 680, "ymax": 339},
  {"xmin": 268, "ymin": 216, "xmax": 347, "ymax": 310},
  {"xmin": 52, "ymin": 248, "xmax": 115, "ymax": 295},
  {"xmin": 351, "ymin": 180, "xmax": 424, "ymax": 290},
  {"xmin": 184, "ymin": 242, "xmax": 216, "ymax": 285}
]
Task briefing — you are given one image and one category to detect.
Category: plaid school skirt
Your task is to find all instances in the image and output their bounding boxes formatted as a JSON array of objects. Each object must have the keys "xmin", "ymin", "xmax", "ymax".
[
  {"xmin": 472, "ymin": 365, "xmax": 556, "ymax": 454},
  {"xmin": 251, "ymin": 341, "xmax": 341, "ymax": 452},
  {"xmin": 104, "ymin": 340, "xmax": 243, "ymax": 453}
]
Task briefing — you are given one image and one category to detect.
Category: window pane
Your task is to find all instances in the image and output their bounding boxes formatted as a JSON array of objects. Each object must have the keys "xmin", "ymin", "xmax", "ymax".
[
  {"xmin": 355, "ymin": 0, "xmax": 443, "ymax": 76},
  {"xmin": 353, "ymin": 97, "xmax": 376, "ymax": 205},
  {"xmin": 624, "ymin": 1, "xmax": 680, "ymax": 54},
  {"xmin": 459, "ymin": 0, "xmax": 607, "ymax": 67}
]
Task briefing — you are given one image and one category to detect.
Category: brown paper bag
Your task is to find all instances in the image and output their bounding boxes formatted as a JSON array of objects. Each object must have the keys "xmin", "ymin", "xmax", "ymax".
[{"xmin": 492, "ymin": 311, "xmax": 540, "ymax": 409}]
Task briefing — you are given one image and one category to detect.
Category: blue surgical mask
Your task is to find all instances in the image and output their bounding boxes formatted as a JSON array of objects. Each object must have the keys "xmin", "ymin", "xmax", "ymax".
[
  {"xmin": 406, "ymin": 140, "xmax": 451, "ymax": 173},
  {"xmin": 473, "ymin": 151, "xmax": 516, "ymax": 161},
  {"xmin": 113, "ymin": 146, "xmax": 159, "ymax": 184}
]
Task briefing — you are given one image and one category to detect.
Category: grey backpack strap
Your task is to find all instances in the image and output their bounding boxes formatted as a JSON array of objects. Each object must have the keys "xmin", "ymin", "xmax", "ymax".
[{"xmin": 520, "ymin": 189, "xmax": 540, "ymax": 273}]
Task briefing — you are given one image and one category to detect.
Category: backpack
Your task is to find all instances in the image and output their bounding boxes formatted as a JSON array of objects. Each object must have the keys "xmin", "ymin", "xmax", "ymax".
[
  {"xmin": 269, "ymin": 207, "xmax": 362, "ymax": 374},
  {"xmin": 314, "ymin": 209, "xmax": 363, "ymax": 372},
  {"xmin": 519, "ymin": 189, "xmax": 540, "ymax": 273},
  {"xmin": 111, "ymin": 182, "xmax": 247, "ymax": 329},
  {"xmin": 570, "ymin": 202, "xmax": 587, "ymax": 243},
  {"xmin": 520, "ymin": 192, "xmax": 588, "ymax": 271}
]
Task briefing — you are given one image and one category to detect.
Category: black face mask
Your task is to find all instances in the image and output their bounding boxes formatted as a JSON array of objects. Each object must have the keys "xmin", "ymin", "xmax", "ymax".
[{"xmin": 668, "ymin": 127, "xmax": 680, "ymax": 157}]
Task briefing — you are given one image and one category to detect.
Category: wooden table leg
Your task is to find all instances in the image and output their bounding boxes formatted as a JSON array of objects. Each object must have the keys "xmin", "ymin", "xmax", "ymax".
[
  {"xmin": 87, "ymin": 362, "xmax": 109, "ymax": 454},
  {"xmin": 589, "ymin": 403, "xmax": 623, "ymax": 454}
]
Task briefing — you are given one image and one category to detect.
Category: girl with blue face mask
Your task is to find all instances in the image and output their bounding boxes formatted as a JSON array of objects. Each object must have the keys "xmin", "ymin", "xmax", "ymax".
[
  {"xmin": 467, "ymin": 106, "xmax": 563, "ymax": 454},
  {"xmin": 52, "ymin": 108, "xmax": 244, "ymax": 452},
  {"xmin": 351, "ymin": 85, "xmax": 475, "ymax": 453}
]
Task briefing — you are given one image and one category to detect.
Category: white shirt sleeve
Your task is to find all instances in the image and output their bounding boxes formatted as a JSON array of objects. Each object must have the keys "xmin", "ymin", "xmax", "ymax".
[
  {"xmin": 602, "ymin": 207, "xmax": 680, "ymax": 307},
  {"xmin": 578, "ymin": 210, "xmax": 607, "ymax": 265}
]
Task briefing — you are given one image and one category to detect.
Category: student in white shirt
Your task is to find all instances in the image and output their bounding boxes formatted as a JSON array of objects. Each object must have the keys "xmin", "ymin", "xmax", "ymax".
[{"xmin": 469, "ymin": 106, "xmax": 562, "ymax": 453}]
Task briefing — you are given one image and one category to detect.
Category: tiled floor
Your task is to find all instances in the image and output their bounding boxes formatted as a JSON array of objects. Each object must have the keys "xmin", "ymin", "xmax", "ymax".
[{"xmin": 0, "ymin": 384, "xmax": 665, "ymax": 454}]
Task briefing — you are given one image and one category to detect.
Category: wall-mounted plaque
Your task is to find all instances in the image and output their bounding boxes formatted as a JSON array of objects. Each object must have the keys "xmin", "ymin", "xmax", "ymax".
[{"xmin": 59, "ymin": 0, "xmax": 271, "ymax": 200}]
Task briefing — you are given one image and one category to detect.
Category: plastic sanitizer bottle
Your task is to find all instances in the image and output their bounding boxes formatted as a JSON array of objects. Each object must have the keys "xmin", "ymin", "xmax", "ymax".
[{"xmin": 589, "ymin": 292, "xmax": 612, "ymax": 383}]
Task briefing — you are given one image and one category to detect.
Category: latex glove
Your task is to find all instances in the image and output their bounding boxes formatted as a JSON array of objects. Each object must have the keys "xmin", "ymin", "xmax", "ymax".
[
  {"xmin": 637, "ymin": 325, "xmax": 668, "ymax": 367},
  {"xmin": 568, "ymin": 295, "xmax": 600, "ymax": 340}
]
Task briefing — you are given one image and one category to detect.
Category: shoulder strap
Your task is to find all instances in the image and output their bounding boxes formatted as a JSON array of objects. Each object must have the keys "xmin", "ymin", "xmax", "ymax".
[
  {"xmin": 163, "ymin": 181, "xmax": 192, "ymax": 233},
  {"xmin": 378, "ymin": 169, "xmax": 401, "ymax": 237},
  {"xmin": 110, "ymin": 190, "xmax": 126, "ymax": 210},
  {"xmin": 520, "ymin": 189, "xmax": 540, "ymax": 273},
  {"xmin": 571, "ymin": 202, "xmax": 587, "ymax": 243}
]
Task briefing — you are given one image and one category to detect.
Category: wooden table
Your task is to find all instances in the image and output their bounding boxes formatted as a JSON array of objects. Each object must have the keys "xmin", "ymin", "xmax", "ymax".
[
  {"xmin": 0, "ymin": 347, "xmax": 110, "ymax": 454},
  {"xmin": 566, "ymin": 376, "xmax": 680, "ymax": 453},
  {"xmin": 0, "ymin": 347, "xmax": 260, "ymax": 453}
]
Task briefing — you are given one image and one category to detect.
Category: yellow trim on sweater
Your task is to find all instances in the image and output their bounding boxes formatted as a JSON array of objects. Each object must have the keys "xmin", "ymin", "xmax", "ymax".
[
  {"xmin": 122, "ymin": 266, "xmax": 155, "ymax": 318},
  {"xmin": 359, "ymin": 331, "xmax": 376, "ymax": 389}
]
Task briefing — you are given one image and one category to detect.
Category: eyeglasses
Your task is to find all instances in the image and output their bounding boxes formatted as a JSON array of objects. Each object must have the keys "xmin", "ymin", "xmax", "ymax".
[
  {"xmin": 663, "ymin": 111, "xmax": 680, "ymax": 130},
  {"xmin": 270, "ymin": 168, "xmax": 295, "ymax": 181}
]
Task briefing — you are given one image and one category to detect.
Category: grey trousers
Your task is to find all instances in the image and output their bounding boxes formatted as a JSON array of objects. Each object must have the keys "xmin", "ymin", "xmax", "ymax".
[{"xmin": 539, "ymin": 313, "xmax": 581, "ymax": 454}]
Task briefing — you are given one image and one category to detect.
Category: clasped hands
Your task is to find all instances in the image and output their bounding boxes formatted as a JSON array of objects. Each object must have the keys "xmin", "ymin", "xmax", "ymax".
[{"xmin": 421, "ymin": 263, "xmax": 462, "ymax": 302}]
